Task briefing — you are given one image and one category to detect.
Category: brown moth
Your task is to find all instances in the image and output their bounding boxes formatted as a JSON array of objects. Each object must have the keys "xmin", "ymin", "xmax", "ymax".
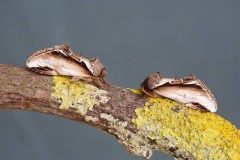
[
  {"xmin": 26, "ymin": 44, "xmax": 106, "ymax": 82},
  {"xmin": 141, "ymin": 72, "xmax": 217, "ymax": 112}
]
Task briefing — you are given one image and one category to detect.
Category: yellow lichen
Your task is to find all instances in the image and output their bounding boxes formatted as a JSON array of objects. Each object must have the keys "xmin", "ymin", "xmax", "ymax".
[
  {"xmin": 52, "ymin": 76, "xmax": 111, "ymax": 115},
  {"xmin": 129, "ymin": 88, "xmax": 141, "ymax": 95},
  {"xmin": 132, "ymin": 98, "xmax": 240, "ymax": 159},
  {"xmin": 100, "ymin": 113, "xmax": 153, "ymax": 158}
]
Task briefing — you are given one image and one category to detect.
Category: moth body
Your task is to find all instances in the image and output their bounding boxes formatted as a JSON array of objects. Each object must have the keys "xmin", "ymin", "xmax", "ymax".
[
  {"xmin": 141, "ymin": 72, "xmax": 217, "ymax": 112},
  {"xmin": 26, "ymin": 44, "xmax": 106, "ymax": 83}
]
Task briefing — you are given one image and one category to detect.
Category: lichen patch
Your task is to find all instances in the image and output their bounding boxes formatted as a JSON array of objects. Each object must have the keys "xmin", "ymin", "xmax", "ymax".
[
  {"xmin": 132, "ymin": 97, "xmax": 240, "ymax": 159},
  {"xmin": 52, "ymin": 76, "xmax": 110, "ymax": 115},
  {"xmin": 100, "ymin": 113, "xmax": 153, "ymax": 159},
  {"xmin": 129, "ymin": 88, "xmax": 141, "ymax": 95}
]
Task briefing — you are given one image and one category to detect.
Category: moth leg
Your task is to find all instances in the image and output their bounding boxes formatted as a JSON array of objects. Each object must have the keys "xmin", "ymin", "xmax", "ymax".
[
  {"xmin": 141, "ymin": 87, "xmax": 156, "ymax": 97},
  {"xmin": 70, "ymin": 76, "xmax": 105, "ymax": 89},
  {"xmin": 70, "ymin": 76, "xmax": 93, "ymax": 83},
  {"xmin": 91, "ymin": 79, "xmax": 105, "ymax": 89}
]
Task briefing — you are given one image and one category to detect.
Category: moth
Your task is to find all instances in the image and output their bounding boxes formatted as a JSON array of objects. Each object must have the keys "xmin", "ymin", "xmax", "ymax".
[
  {"xmin": 141, "ymin": 72, "xmax": 217, "ymax": 112},
  {"xmin": 26, "ymin": 44, "xmax": 106, "ymax": 82}
]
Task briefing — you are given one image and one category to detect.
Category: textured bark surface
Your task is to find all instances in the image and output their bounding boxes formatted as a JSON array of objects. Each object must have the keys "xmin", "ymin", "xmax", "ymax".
[
  {"xmin": 0, "ymin": 64, "xmax": 145, "ymax": 132},
  {"xmin": 0, "ymin": 65, "xmax": 239, "ymax": 160}
]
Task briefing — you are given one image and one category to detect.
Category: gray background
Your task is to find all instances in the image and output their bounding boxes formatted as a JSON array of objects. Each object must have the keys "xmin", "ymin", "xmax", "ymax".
[{"xmin": 0, "ymin": 1, "xmax": 239, "ymax": 160}]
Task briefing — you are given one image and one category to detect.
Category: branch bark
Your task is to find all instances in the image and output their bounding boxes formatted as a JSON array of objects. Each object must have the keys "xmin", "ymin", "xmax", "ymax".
[{"xmin": 0, "ymin": 64, "xmax": 239, "ymax": 160}]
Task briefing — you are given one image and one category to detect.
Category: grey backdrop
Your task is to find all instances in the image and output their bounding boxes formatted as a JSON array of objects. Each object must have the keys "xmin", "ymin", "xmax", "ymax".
[{"xmin": 0, "ymin": 1, "xmax": 239, "ymax": 160}]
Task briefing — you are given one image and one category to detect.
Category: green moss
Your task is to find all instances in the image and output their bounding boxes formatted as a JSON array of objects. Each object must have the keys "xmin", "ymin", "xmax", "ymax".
[
  {"xmin": 52, "ymin": 76, "xmax": 110, "ymax": 115},
  {"xmin": 132, "ymin": 98, "xmax": 240, "ymax": 159}
]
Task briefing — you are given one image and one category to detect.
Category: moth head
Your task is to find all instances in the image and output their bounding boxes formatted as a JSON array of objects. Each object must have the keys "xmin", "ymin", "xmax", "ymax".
[
  {"xmin": 140, "ymin": 72, "xmax": 162, "ymax": 97},
  {"xmin": 89, "ymin": 58, "xmax": 106, "ymax": 78},
  {"xmin": 141, "ymin": 72, "xmax": 162, "ymax": 90}
]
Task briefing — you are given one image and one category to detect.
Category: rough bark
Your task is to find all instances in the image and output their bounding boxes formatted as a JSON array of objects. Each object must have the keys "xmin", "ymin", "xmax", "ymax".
[
  {"xmin": 0, "ymin": 64, "xmax": 239, "ymax": 160},
  {"xmin": 0, "ymin": 64, "xmax": 142, "ymax": 131}
]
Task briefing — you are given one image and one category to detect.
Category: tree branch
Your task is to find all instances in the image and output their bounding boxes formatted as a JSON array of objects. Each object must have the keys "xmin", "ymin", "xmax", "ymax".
[{"xmin": 0, "ymin": 64, "xmax": 239, "ymax": 160}]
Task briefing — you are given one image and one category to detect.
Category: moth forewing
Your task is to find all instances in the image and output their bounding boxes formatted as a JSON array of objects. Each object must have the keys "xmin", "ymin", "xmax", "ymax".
[
  {"xmin": 26, "ymin": 44, "xmax": 106, "ymax": 82},
  {"xmin": 60, "ymin": 46, "xmax": 105, "ymax": 78},
  {"xmin": 157, "ymin": 78, "xmax": 177, "ymax": 86},
  {"xmin": 27, "ymin": 51, "xmax": 92, "ymax": 78},
  {"xmin": 141, "ymin": 72, "xmax": 217, "ymax": 112},
  {"xmin": 153, "ymin": 86, "xmax": 217, "ymax": 112},
  {"xmin": 141, "ymin": 72, "xmax": 177, "ymax": 89}
]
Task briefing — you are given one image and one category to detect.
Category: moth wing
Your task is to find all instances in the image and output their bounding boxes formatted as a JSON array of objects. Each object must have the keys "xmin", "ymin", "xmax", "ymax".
[
  {"xmin": 29, "ymin": 67, "xmax": 59, "ymax": 75},
  {"xmin": 185, "ymin": 103, "xmax": 209, "ymax": 112},
  {"xmin": 27, "ymin": 44, "xmax": 106, "ymax": 83},
  {"xmin": 27, "ymin": 50, "xmax": 93, "ymax": 78},
  {"xmin": 54, "ymin": 44, "xmax": 97, "ymax": 76},
  {"xmin": 49, "ymin": 43, "xmax": 85, "ymax": 64},
  {"xmin": 181, "ymin": 74, "xmax": 199, "ymax": 85},
  {"xmin": 168, "ymin": 74, "xmax": 197, "ymax": 85},
  {"xmin": 68, "ymin": 56, "xmax": 106, "ymax": 78},
  {"xmin": 166, "ymin": 78, "xmax": 183, "ymax": 85},
  {"xmin": 62, "ymin": 45, "xmax": 83, "ymax": 62},
  {"xmin": 153, "ymin": 86, "xmax": 217, "ymax": 112},
  {"xmin": 61, "ymin": 45, "xmax": 105, "ymax": 77}
]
